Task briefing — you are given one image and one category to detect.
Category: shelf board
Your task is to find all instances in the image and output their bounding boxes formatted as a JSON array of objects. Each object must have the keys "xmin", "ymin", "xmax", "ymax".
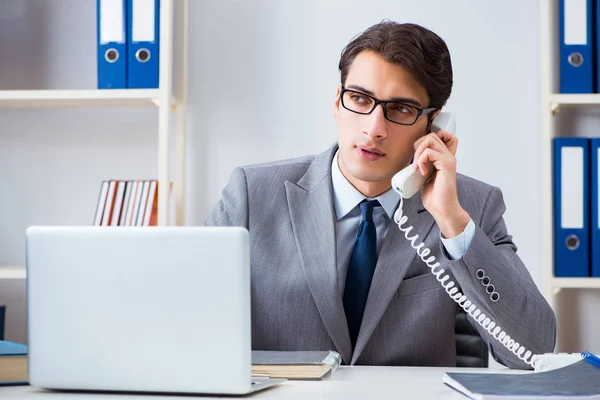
[
  {"xmin": 0, "ymin": 266, "xmax": 26, "ymax": 280},
  {"xmin": 552, "ymin": 278, "xmax": 600, "ymax": 289},
  {"xmin": 549, "ymin": 94, "xmax": 600, "ymax": 106},
  {"xmin": 0, "ymin": 89, "xmax": 165, "ymax": 108}
]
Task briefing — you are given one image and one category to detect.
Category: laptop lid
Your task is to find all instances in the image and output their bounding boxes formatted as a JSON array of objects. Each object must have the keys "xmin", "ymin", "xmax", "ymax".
[{"xmin": 26, "ymin": 226, "xmax": 259, "ymax": 395}]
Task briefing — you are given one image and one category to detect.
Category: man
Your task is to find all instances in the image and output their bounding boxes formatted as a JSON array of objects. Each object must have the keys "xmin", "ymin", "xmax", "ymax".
[{"xmin": 205, "ymin": 21, "xmax": 556, "ymax": 369}]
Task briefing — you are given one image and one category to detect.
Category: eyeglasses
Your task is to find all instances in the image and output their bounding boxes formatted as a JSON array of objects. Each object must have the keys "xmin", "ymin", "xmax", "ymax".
[{"xmin": 340, "ymin": 87, "xmax": 437, "ymax": 126}]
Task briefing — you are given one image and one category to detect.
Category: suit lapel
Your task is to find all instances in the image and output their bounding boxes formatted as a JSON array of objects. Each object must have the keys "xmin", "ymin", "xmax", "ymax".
[
  {"xmin": 351, "ymin": 193, "xmax": 436, "ymax": 364},
  {"xmin": 284, "ymin": 145, "xmax": 353, "ymax": 364}
]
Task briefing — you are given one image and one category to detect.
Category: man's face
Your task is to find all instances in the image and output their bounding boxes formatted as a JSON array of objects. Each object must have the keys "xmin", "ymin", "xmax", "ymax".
[{"xmin": 333, "ymin": 50, "xmax": 433, "ymax": 195}]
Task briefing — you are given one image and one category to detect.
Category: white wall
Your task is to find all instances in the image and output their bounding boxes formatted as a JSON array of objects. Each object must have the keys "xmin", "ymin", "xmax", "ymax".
[
  {"xmin": 0, "ymin": 0, "xmax": 595, "ymax": 356},
  {"xmin": 187, "ymin": 0, "xmax": 544, "ymax": 292}
]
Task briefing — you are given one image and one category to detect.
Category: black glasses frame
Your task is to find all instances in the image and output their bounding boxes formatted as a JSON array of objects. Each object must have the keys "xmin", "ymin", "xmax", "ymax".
[{"xmin": 340, "ymin": 87, "xmax": 437, "ymax": 126}]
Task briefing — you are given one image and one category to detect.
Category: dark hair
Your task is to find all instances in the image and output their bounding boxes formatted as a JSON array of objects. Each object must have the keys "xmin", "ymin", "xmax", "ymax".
[{"xmin": 339, "ymin": 21, "xmax": 453, "ymax": 110}]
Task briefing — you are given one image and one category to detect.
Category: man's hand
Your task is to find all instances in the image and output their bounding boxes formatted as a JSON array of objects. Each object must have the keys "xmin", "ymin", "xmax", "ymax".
[{"xmin": 412, "ymin": 130, "xmax": 470, "ymax": 238}]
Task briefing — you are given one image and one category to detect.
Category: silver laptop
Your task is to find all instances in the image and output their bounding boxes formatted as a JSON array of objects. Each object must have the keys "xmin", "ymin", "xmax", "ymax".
[{"xmin": 25, "ymin": 226, "xmax": 285, "ymax": 395}]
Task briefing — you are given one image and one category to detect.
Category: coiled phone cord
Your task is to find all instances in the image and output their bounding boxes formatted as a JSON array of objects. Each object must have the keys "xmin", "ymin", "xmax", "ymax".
[{"xmin": 393, "ymin": 196, "xmax": 537, "ymax": 368}]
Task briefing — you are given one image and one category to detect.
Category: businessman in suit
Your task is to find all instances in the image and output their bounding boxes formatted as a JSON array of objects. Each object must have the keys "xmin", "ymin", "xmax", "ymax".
[{"xmin": 206, "ymin": 21, "xmax": 556, "ymax": 369}]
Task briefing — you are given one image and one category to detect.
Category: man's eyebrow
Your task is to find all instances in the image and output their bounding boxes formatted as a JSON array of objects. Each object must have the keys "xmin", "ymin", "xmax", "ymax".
[{"xmin": 347, "ymin": 84, "xmax": 423, "ymax": 107}]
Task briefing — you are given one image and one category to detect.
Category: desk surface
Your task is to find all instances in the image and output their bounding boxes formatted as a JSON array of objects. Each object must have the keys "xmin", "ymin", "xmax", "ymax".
[{"xmin": 0, "ymin": 366, "xmax": 526, "ymax": 399}]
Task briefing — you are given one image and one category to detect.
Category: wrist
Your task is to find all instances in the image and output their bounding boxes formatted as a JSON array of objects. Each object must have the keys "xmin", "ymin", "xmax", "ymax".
[{"xmin": 436, "ymin": 207, "xmax": 470, "ymax": 239}]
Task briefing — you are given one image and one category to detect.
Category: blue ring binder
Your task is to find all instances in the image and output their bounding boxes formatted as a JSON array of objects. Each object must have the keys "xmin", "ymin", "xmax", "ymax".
[{"xmin": 582, "ymin": 351, "xmax": 600, "ymax": 368}]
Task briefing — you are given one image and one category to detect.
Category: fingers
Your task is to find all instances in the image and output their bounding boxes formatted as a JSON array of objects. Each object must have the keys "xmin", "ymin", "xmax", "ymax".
[
  {"xmin": 413, "ymin": 130, "xmax": 458, "ymax": 157},
  {"xmin": 412, "ymin": 134, "xmax": 450, "ymax": 171},
  {"xmin": 415, "ymin": 148, "xmax": 456, "ymax": 176},
  {"xmin": 412, "ymin": 130, "xmax": 458, "ymax": 174},
  {"xmin": 415, "ymin": 148, "xmax": 439, "ymax": 176},
  {"xmin": 435, "ymin": 129, "xmax": 459, "ymax": 155}
]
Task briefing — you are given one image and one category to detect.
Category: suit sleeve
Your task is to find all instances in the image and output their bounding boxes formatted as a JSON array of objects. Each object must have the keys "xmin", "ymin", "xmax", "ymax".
[
  {"xmin": 204, "ymin": 167, "xmax": 249, "ymax": 228},
  {"xmin": 440, "ymin": 186, "xmax": 556, "ymax": 369}
]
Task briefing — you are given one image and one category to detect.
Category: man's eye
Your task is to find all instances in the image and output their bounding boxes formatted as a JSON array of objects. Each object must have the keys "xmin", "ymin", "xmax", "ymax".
[
  {"xmin": 351, "ymin": 94, "xmax": 367, "ymax": 103},
  {"xmin": 391, "ymin": 104, "xmax": 415, "ymax": 114}
]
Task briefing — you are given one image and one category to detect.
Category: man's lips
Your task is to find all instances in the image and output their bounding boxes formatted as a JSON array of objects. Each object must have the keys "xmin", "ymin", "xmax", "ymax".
[
  {"xmin": 356, "ymin": 145, "xmax": 385, "ymax": 156},
  {"xmin": 356, "ymin": 145, "xmax": 385, "ymax": 161}
]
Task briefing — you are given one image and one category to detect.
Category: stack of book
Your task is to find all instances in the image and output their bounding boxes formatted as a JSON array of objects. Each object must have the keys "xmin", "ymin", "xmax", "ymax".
[
  {"xmin": 251, "ymin": 350, "xmax": 341, "ymax": 380},
  {"xmin": 93, "ymin": 180, "xmax": 158, "ymax": 226},
  {"xmin": 0, "ymin": 340, "xmax": 27, "ymax": 386}
]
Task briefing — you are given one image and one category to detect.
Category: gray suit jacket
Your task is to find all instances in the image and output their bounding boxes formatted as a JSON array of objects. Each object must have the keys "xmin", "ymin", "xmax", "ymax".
[{"xmin": 205, "ymin": 144, "xmax": 556, "ymax": 369}]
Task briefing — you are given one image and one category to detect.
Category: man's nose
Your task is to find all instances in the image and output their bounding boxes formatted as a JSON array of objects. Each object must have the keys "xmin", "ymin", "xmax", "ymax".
[{"xmin": 363, "ymin": 103, "xmax": 388, "ymax": 140}]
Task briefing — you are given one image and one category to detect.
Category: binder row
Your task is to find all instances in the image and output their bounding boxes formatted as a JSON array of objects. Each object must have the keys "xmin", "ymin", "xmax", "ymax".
[
  {"xmin": 97, "ymin": 0, "xmax": 160, "ymax": 89},
  {"xmin": 553, "ymin": 138, "xmax": 600, "ymax": 277},
  {"xmin": 93, "ymin": 180, "xmax": 158, "ymax": 227},
  {"xmin": 559, "ymin": 0, "xmax": 600, "ymax": 93}
]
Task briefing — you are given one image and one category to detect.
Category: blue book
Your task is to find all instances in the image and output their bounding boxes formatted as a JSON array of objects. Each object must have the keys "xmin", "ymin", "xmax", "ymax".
[
  {"xmin": 559, "ymin": 0, "xmax": 594, "ymax": 93},
  {"xmin": 0, "ymin": 340, "xmax": 28, "ymax": 386},
  {"xmin": 97, "ymin": 0, "xmax": 128, "ymax": 89},
  {"xmin": 127, "ymin": 0, "xmax": 159, "ymax": 88},
  {"xmin": 553, "ymin": 138, "xmax": 590, "ymax": 277},
  {"xmin": 591, "ymin": 138, "xmax": 600, "ymax": 277},
  {"xmin": 443, "ymin": 352, "xmax": 600, "ymax": 398}
]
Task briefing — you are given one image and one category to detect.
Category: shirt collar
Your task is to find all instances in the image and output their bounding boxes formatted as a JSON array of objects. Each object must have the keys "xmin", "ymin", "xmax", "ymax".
[{"xmin": 331, "ymin": 150, "xmax": 400, "ymax": 221}]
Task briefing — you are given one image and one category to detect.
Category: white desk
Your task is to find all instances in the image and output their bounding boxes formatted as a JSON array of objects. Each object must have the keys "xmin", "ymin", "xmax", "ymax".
[{"xmin": 0, "ymin": 366, "xmax": 526, "ymax": 399}]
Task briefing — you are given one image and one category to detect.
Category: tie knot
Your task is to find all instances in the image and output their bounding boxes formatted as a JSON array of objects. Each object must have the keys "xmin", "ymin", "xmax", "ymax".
[{"xmin": 359, "ymin": 200, "xmax": 379, "ymax": 222}]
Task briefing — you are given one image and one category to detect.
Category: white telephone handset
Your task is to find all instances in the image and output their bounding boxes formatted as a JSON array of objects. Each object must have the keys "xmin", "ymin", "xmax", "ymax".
[
  {"xmin": 392, "ymin": 112, "xmax": 457, "ymax": 199},
  {"xmin": 390, "ymin": 112, "xmax": 538, "ymax": 368}
]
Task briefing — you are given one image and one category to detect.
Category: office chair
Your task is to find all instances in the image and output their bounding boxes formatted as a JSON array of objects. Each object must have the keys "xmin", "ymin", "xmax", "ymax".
[{"xmin": 455, "ymin": 307, "xmax": 489, "ymax": 367}]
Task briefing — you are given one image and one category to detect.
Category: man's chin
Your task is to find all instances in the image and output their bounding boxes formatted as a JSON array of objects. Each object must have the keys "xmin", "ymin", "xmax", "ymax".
[
  {"xmin": 339, "ymin": 151, "xmax": 393, "ymax": 182},
  {"xmin": 346, "ymin": 167, "xmax": 392, "ymax": 184}
]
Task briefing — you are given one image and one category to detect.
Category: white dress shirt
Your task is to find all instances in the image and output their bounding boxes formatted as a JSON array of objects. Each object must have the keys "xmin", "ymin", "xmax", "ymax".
[{"xmin": 331, "ymin": 151, "xmax": 476, "ymax": 294}]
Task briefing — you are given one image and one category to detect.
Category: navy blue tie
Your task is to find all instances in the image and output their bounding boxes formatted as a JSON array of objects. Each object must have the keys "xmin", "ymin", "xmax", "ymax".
[{"xmin": 343, "ymin": 199, "xmax": 380, "ymax": 349}]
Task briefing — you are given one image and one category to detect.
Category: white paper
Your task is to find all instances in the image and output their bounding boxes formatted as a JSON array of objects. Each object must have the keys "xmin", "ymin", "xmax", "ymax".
[
  {"xmin": 100, "ymin": 0, "xmax": 125, "ymax": 44},
  {"xmin": 561, "ymin": 146, "xmax": 584, "ymax": 229},
  {"xmin": 564, "ymin": 0, "xmax": 587, "ymax": 45},
  {"xmin": 133, "ymin": 0, "xmax": 156, "ymax": 42}
]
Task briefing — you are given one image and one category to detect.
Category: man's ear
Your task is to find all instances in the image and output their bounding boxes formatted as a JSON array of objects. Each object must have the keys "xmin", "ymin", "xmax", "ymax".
[
  {"xmin": 333, "ymin": 86, "xmax": 342, "ymax": 120},
  {"xmin": 425, "ymin": 109, "xmax": 441, "ymax": 134}
]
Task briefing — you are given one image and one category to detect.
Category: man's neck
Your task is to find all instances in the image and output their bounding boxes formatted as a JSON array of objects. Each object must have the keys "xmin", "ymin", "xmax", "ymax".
[{"xmin": 350, "ymin": 181, "xmax": 391, "ymax": 198}]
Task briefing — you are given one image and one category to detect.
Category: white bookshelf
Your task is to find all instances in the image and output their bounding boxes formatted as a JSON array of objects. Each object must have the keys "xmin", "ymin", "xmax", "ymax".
[
  {"xmin": 0, "ymin": 0, "xmax": 189, "ymax": 276},
  {"xmin": 0, "ymin": 89, "xmax": 163, "ymax": 108},
  {"xmin": 540, "ymin": 2, "xmax": 599, "ymax": 302},
  {"xmin": 549, "ymin": 93, "xmax": 600, "ymax": 106},
  {"xmin": 552, "ymin": 278, "xmax": 600, "ymax": 291},
  {"xmin": 0, "ymin": 266, "xmax": 26, "ymax": 280}
]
